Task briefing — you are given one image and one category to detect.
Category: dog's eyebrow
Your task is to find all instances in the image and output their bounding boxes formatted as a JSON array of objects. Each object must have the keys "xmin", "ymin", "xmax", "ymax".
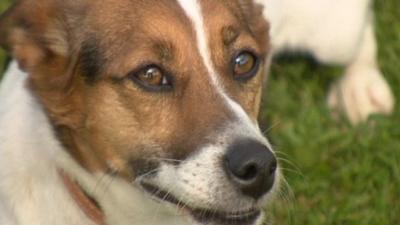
[
  {"xmin": 153, "ymin": 41, "xmax": 175, "ymax": 62},
  {"xmin": 222, "ymin": 26, "xmax": 240, "ymax": 46},
  {"xmin": 79, "ymin": 37, "xmax": 105, "ymax": 84}
]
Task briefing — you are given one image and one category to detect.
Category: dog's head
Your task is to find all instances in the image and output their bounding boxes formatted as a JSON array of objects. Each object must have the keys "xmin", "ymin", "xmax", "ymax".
[{"xmin": 0, "ymin": 0, "xmax": 278, "ymax": 224}]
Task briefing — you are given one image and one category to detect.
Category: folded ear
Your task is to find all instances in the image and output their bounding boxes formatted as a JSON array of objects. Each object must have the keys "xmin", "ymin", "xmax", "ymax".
[{"xmin": 0, "ymin": 0, "xmax": 69, "ymax": 71}]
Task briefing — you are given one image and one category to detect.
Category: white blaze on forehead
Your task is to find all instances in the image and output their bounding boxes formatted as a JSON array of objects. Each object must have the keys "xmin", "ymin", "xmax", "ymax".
[
  {"xmin": 176, "ymin": 1, "xmax": 255, "ymax": 121},
  {"xmin": 175, "ymin": 0, "xmax": 221, "ymax": 88},
  {"xmin": 176, "ymin": 0, "xmax": 271, "ymax": 148}
]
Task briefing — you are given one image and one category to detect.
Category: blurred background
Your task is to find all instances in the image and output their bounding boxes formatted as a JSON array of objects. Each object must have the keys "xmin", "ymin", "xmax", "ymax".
[{"xmin": 0, "ymin": 1, "xmax": 399, "ymax": 225}]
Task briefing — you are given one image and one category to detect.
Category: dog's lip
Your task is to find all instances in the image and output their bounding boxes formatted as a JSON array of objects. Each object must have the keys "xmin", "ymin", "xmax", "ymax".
[{"xmin": 140, "ymin": 182, "xmax": 261, "ymax": 225}]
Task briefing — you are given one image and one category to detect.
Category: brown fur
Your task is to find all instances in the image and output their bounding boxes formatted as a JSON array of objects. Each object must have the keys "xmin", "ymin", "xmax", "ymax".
[{"xmin": 0, "ymin": 0, "xmax": 269, "ymax": 179}]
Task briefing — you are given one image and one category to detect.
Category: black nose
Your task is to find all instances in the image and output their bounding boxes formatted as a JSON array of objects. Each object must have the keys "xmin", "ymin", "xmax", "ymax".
[{"xmin": 224, "ymin": 139, "xmax": 277, "ymax": 199}]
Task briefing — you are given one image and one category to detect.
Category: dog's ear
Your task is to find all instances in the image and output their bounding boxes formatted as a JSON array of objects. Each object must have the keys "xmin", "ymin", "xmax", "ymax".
[
  {"xmin": 0, "ymin": 0, "xmax": 89, "ymax": 128},
  {"xmin": 0, "ymin": 0, "xmax": 70, "ymax": 71}
]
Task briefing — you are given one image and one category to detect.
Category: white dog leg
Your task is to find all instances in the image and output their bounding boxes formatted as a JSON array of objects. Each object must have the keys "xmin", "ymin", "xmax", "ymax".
[{"xmin": 328, "ymin": 18, "xmax": 395, "ymax": 124}]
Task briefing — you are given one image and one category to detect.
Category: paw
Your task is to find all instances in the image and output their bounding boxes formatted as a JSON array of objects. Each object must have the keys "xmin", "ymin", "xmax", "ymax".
[{"xmin": 328, "ymin": 67, "xmax": 395, "ymax": 124}]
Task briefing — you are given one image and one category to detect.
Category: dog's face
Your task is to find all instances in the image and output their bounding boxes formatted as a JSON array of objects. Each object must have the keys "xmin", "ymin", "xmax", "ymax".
[{"xmin": 0, "ymin": 0, "xmax": 278, "ymax": 224}]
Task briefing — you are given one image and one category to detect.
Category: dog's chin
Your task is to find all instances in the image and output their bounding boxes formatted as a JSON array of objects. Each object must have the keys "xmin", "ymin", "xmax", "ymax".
[{"xmin": 140, "ymin": 182, "xmax": 263, "ymax": 225}]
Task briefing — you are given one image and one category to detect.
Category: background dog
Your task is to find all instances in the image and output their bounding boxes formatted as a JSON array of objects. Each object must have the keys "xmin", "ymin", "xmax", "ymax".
[{"xmin": 262, "ymin": 0, "xmax": 395, "ymax": 124}]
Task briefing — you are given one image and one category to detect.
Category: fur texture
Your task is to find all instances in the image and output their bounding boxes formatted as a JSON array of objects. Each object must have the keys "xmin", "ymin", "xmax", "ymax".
[
  {"xmin": 0, "ymin": 62, "xmax": 194, "ymax": 225},
  {"xmin": 0, "ymin": 62, "xmax": 95, "ymax": 225}
]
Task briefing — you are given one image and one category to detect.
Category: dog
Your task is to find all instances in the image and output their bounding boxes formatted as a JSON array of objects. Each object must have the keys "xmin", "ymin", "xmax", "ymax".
[
  {"xmin": 0, "ymin": 1, "xmax": 279, "ymax": 225},
  {"xmin": 0, "ymin": 0, "xmax": 394, "ymax": 225}
]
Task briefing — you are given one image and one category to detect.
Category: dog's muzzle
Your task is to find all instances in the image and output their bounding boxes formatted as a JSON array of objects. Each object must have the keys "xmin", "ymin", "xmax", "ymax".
[{"xmin": 137, "ymin": 135, "xmax": 278, "ymax": 225}]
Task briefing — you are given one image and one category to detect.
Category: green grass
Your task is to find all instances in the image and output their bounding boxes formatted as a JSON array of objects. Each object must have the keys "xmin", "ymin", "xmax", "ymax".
[
  {"xmin": 0, "ymin": 1, "xmax": 399, "ymax": 225},
  {"xmin": 263, "ymin": 1, "xmax": 400, "ymax": 225},
  {"xmin": 0, "ymin": 0, "xmax": 11, "ymax": 72}
]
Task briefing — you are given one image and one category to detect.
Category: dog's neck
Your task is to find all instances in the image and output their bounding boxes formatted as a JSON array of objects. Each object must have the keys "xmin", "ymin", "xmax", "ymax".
[{"xmin": 59, "ymin": 170, "xmax": 105, "ymax": 225}]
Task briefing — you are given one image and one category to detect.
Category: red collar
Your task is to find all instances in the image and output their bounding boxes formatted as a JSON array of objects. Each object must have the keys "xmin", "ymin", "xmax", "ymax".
[{"xmin": 59, "ymin": 170, "xmax": 106, "ymax": 225}]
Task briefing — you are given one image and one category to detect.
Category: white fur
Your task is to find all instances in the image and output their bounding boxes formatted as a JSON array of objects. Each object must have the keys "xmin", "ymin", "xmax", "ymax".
[
  {"xmin": 0, "ymin": 62, "xmax": 95, "ymax": 225},
  {"xmin": 257, "ymin": 0, "xmax": 395, "ymax": 123},
  {"xmin": 261, "ymin": 0, "xmax": 371, "ymax": 64},
  {"xmin": 57, "ymin": 153, "xmax": 193, "ymax": 225},
  {"xmin": 176, "ymin": 0, "xmax": 221, "ymax": 88},
  {"xmin": 145, "ymin": 123, "xmax": 279, "ymax": 213}
]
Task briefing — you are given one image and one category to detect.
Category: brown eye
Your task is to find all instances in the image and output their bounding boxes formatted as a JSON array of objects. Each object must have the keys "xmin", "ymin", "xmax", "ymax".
[
  {"xmin": 138, "ymin": 67, "xmax": 164, "ymax": 85},
  {"xmin": 232, "ymin": 51, "xmax": 260, "ymax": 80},
  {"xmin": 130, "ymin": 65, "xmax": 172, "ymax": 92}
]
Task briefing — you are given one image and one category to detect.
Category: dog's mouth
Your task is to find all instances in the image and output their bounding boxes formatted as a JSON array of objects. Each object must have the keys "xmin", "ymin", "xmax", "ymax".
[{"xmin": 140, "ymin": 182, "xmax": 261, "ymax": 225}]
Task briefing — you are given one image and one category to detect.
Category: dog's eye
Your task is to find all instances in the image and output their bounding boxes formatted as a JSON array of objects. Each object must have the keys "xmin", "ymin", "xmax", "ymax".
[
  {"xmin": 232, "ymin": 51, "xmax": 260, "ymax": 80},
  {"xmin": 130, "ymin": 65, "xmax": 172, "ymax": 91}
]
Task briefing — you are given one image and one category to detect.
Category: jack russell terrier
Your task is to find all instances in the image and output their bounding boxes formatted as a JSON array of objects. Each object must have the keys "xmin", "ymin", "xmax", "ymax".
[{"xmin": 0, "ymin": 0, "xmax": 394, "ymax": 225}]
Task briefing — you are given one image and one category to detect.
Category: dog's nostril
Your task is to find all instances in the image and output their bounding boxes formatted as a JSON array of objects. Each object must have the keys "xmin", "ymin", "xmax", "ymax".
[
  {"xmin": 224, "ymin": 139, "xmax": 277, "ymax": 199},
  {"xmin": 236, "ymin": 163, "xmax": 258, "ymax": 181}
]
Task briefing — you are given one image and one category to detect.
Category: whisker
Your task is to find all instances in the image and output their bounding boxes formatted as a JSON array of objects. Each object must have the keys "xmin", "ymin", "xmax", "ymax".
[
  {"xmin": 273, "ymin": 150, "xmax": 291, "ymax": 157},
  {"xmin": 262, "ymin": 121, "xmax": 282, "ymax": 135},
  {"xmin": 146, "ymin": 157, "xmax": 185, "ymax": 163},
  {"xmin": 92, "ymin": 173, "xmax": 109, "ymax": 196},
  {"xmin": 276, "ymin": 177, "xmax": 297, "ymax": 225},
  {"xmin": 279, "ymin": 167, "xmax": 304, "ymax": 178},
  {"xmin": 136, "ymin": 168, "xmax": 161, "ymax": 181},
  {"xmin": 279, "ymin": 178, "xmax": 295, "ymax": 204},
  {"xmin": 150, "ymin": 181, "xmax": 181, "ymax": 224},
  {"xmin": 276, "ymin": 157, "xmax": 303, "ymax": 177},
  {"xmin": 99, "ymin": 175, "xmax": 117, "ymax": 198},
  {"xmin": 94, "ymin": 167, "xmax": 120, "ymax": 198}
]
